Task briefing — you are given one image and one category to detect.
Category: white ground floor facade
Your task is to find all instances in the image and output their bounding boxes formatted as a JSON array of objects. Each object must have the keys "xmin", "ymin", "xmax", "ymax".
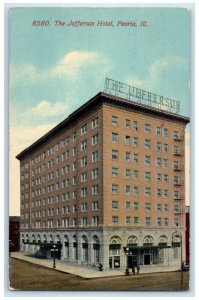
[{"xmin": 20, "ymin": 227, "xmax": 185, "ymax": 272}]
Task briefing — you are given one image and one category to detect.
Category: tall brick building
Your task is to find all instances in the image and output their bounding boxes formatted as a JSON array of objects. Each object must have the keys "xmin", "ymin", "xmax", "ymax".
[{"xmin": 16, "ymin": 91, "xmax": 189, "ymax": 271}]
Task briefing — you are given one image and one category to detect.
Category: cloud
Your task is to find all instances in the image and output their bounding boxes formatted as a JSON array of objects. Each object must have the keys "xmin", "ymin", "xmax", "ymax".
[
  {"xmin": 51, "ymin": 50, "xmax": 110, "ymax": 79},
  {"xmin": 26, "ymin": 100, "xmax": 70, "ymax": 118},
  {"xmin": 10, "ymin": 51, "xmax": 111, "ymax": 86},
  {"xmin": 125, "ymin": 56, "xmax": 186, "ymax": 94},
  {"xmin": 10, "ymin": 63, "xmax": 44, "ymax": 86}
]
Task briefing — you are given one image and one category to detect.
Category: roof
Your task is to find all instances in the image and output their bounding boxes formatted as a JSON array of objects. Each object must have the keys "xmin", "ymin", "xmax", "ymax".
[{"xmin": 16, "ymin": 92, "xmax": 190, "ymax": 160}]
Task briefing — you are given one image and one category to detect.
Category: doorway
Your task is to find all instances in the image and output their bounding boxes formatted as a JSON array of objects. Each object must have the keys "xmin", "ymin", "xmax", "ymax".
[{"xmin": 144, "ymin": 254, "xmax": 151, "ymax": 265}]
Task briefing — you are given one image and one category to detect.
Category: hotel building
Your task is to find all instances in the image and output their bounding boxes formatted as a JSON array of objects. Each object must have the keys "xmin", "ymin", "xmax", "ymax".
[{"xmin": 16, "ymin": 91, "xmax": 190, "ymax": 271}]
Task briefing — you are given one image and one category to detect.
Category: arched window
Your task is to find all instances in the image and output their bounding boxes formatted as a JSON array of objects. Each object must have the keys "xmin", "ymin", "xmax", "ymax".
[
  {"xmin": 143, "ymin": 235, "xmax": 154, "ymax": 245},
  {"xmin": 82, "ymin": 235, "xmax": 88, "ymax": 262},
  {"xmin": 127, "ymin": 235, "xmax": 138, "ymax": 246},
  {"xmin": 72, "ymin": 235, "xmax": 78, "ymax": 260},
  {"xmin": 93, "ymin": 235, "xmax": 100, "ymax": 263},
  {"xmin": 64, "ymin": 235, "xmax": 69, "ymax": 259}
]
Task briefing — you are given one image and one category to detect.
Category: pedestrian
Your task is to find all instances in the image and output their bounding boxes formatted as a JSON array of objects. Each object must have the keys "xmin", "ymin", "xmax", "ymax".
[
  {"xmin": 136, "ymin": 265, "xmax": 140, "ymax": 275},
  {"xmin": 132, "ymin": 266, "xmax": 135, "ymax": 275}
]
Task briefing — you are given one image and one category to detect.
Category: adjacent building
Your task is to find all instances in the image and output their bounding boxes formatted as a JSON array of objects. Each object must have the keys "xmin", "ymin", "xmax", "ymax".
[
  {"xmin": 16, "ymin": 91, "xmax": 190, "ymax": 271},
  {"xmin": 9, "ymin": 216, "xmax": 20, "ymax": 252}
]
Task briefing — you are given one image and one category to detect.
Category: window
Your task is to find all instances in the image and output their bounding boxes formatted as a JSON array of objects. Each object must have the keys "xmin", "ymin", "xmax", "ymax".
[
  {"xmin": 133, "ymin": 186, "xmax": 139, "ymax": 196},
  {"xmin": 144, "ymin": 124, "xmax": 151, "ymax": 133},
  {"xmin": 92, "ymin": 201, "xmax": 99, "ymax": 211},
  {"xmin": 134, "ymin": 217, "xmax": 139, "ymax": 224},
  {"xmin": 174, "ymin": 204, "xmax": 179, "ymax": 213},
  {"xmin": 112, "ymin": 201, "xmax": 118, "ymax": 210},
  {"xmin": 174, "ymin": 217, "xmax": 179, "ymax": 226},
  {"xmin": 174, "ymin": 176, "xmax": 180, "ymax": 185},
  {"xmin": 145, "ymin": 217, "xmax": 151, "ymax": 226},
  {"xmin": 133, "ymin": 170, "xmax": 139, "ymax": 180},
  {"xmin": 133, "ymin": 153, "xmax": 138, "ymax": 163},
  {"xmin": 157, "ymin": 218, "xmax": 162, "ymax": 226},
  {"xmin": 125, "ymin": 135, "xmax": 131, "ymax": 145},
  {"xmin": 156, "ymin": 174, "xmax": 161, "ymax": 183},
  {"xmin": 125, "ymin": 152, "xmax": 131, "ymax": 162},
  {"xmin": 81, "ymin": 172, "xmax": 87, "ymax": 182},
  {"xmin": 81, "ymin": 217, "xmax": 87, "ymax": 226},
  {"xmin": 81, "ymin": 188, "xmax": 88, "ymax": 197},
  {"xmin": 156, "ymin": 127, "xmax": 161, "ymax": 136},
  {"xmin": 125, "ymin": 185, "xmax": 131, "ymax": 195},
  {"xmin": 156, "ymin": 158, "xmax": 161, "ymax": 167},
  {"xmin": 112, "ymin": 167, "xmax": 119, "ymax": 177},
  {"xmin": 173, "ymin": 161, "xmax": 179, "ymax": 170},
  {"xmin": 133, "ymin": 137, "xmax": 139, "ymax": 147},
  {"xmin": 163, "ymin": 144, "xmax": 168, "ymax": 152},
  {"xmin": 163, "ymin": 204, "xmax": 168, "ymax": 212},
  {"xmin": 81, "ymin": 140, "xmax": 87, "ymax": 151},
  {"xmin": 163, "ymin": 175, "xmax": 168, "ymax": 183},
  {"xmin": 92, "ymin": 185, "xmax": 99, "ymax": 195},
  {"xmin": 92, "ymin": 168, "xmax": 99, "ymax": 179},
  {"xmin": 133, "ymin": 202, "xmax": 139, "ymax": 210},
  {"xmin": 81, "ymin": 124, "xmax": 87, "ymax": 135},
  {"xmin": 173, "ymin": 146, "xmax": 180, "ymax": 155},
  {"xmin": 125, "ymin": 201, "xmax": 130, "ymax": 210},
  {"xmin": 92, "ymin": 150, "xmax": 99, "ymax": 163},
  {"xmin": 92, "ymin": 216, "xmax": 99, "ymax": 226},
  {"xmin": 174, "ymin": 190, "xmax": 179, "ymax": 199},
  {"xmin": 112, "ymin": 116, "xmax": 118, "ymax": 126},
  {"xmin": 145, "ymin": 203, "xmax": 151, "ymax": 211},
  {"xmin": 92, "ymin": 134, "xmax": 99, "ymax": 145},
  {"xmin": 126, "ymin": 217, "xmax": 131, "ymax": 225},
  {"xmin": 72, "ymin": 205, "xmax": 77, "ymax": 213},
  {"xmin": 157, "ymin": 189, "xmax": 161, "ymax": 197},
  {"xmin": 164, "ymin": 218, "xmax": 169, "ymax": 226},
  {"xmin": 81, "ymin": 156, "xmax": 87, "ymax": 167},
  {"xmin": 92, "ymin": 117, "xmax": 98, "ymax": 129},
  {"xmin": 163, "ymin": 159, "xmax": 168, "ymax": 168},
  {"xmin": 73, "ymin": 177, "xmax": 76, "ymax": 185},
  {"xmin": 112, "ymin": 133, "xmax": 118, "ymax": 143},
  {"xmin": 112, "ymin": 216, "xmax": 118, "ymax": 225},
  {"xmin": 133, "ymin": 121, "xmax": 139, "ymax": 131},
  {"xmin": 112, "ymin": 150, "xmax": 119, "ymax": 160},
  {"xmin": 144, "ymin": 172, "xmax": 151, "ymax": 181},
  {"xmin": 163, "ymin": 190, "xmax": 169, "ymax": 198},
  {"xmin": 163, "ymin": 128, "xmax": 168, "ymax": 138},
  {"xmin": 72, "ymin": 162, "xmax": 76, "ymax": 171},
  {"xmin": 112, "ymin": 184, "xmax": 119, "ymax": 194},
  {"xmin": 125, "ymin": 169, "xmax": 131, "ymax": 179},
  {"xmin": 173, "ymin": 131, "xmax": 180, "ymax": 140},
  {"xmin": 72, "ymin": 147, "xmax": 76, "ymax": 156},
  {"xmin": 72, "ymin": 132, "xmax": 77, "ymax": 141},
  {"xmin": 125, "ymin": 119, "xmax": 130, "ymax": 128},
  {"xmin": 145, "ymin": 139, "xmax": 151, "ymax": 149},
  {"xmin": 157, "ymin": 204, "xmax": 161, "ymax": 212},
  {"xmin": 156, "ymin": 142, "xmax": 161, "ymax": 151},
  {"xmin": 144, "ymin": 187, "xmax": 151, "ymax": 196},
  {"xmin": 144, "ymin": 156, "xmax": 151, "ymax": 165}
]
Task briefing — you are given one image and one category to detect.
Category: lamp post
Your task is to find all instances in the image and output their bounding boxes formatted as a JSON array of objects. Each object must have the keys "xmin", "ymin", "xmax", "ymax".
[
  {"xmin": 172, "ymin": 231, "xmax": 183, "ymax": 290},
  {"xmin": 123, "ymin": 247, "xmax": 130, "ymax": 275},
  {"xmin": 51, "ymin": 244, "xmax": 58, "ymax": 269}
]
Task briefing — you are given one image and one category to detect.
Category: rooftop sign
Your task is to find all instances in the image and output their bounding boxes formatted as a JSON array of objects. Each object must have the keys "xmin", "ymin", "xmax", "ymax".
[{"xmin": 104, "ymin": 78, "xmax": 180, "ymax": 114}]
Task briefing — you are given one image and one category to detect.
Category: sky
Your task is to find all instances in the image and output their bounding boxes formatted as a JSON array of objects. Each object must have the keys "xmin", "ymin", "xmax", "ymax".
[{"xmin": 9, "ymin": 7, "xmax": 190, "ymax": 216}]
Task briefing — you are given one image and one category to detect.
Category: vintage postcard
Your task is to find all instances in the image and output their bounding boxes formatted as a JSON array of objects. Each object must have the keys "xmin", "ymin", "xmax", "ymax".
[{"xmin": 9, "ymin": 6, "xmax": 191, "ymax": 292}]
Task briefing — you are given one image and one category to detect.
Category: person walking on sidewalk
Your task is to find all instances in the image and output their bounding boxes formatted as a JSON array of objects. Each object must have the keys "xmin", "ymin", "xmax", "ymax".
[
  {"xmin": 132, "ymin": 266, "xmax": 135, "ymax": 275},
  {"xmin": 136, "ymin": 265, "xmax": 140, "ymax": 275}
]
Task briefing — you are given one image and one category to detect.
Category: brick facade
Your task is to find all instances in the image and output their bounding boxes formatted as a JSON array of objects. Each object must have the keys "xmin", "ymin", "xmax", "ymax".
[{"xmin": 17, "ymin": 92, "xmax": 189, "ymax": 271}]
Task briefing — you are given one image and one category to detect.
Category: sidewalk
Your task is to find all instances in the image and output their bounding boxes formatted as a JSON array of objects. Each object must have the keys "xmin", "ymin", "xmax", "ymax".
[{"xmin": 10, "ymin": 252, "xmax": 124, "ymax": 279}]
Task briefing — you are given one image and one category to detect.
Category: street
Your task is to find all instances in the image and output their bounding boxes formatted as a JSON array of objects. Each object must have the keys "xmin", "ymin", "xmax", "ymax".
[{"xmin": 9, "ymin": 258, "xmax": 189, "ymax": 291}]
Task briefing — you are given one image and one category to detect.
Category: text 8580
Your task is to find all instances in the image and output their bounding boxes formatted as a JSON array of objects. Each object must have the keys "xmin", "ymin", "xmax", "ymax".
[{"xmin": 32, "ymin": 21, "xmax": 50, "ymax": 26}]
